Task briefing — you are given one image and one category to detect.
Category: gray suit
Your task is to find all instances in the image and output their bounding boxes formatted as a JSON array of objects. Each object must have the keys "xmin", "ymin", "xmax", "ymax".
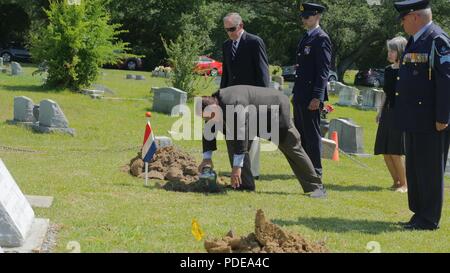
[{"xmin": 202, "ymin": 85, "xmax": 323, "ymax": 192}]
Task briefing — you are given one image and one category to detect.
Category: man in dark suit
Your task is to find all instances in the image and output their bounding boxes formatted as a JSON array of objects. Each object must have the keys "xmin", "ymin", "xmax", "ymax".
[
  {"xmin": 220, "ymin": 12, "xmax": 270, "ymax": 180},
  {"xmin": 394, "ymin": 0, "xmax": 450, "ymax": 231},
  {"xmin": 197, "ymin": 85, "xmax": 327, "ymax": 198},
  {"xmin": 292, "ymin": 3, "xmax": 332, "ymax": 178},
  {"xmin": 221, "ymin": 13, "xmax": 270, "ymax": 88}
]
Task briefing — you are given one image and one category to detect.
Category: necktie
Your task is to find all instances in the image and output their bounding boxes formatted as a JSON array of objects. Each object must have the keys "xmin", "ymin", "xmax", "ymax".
[{"xmin": 232, "ymin": 40, "xmax": 238, "ymax": 60}]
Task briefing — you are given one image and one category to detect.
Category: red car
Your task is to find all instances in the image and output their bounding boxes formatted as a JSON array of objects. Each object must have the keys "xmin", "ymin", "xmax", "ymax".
[{"xmin": 195, "ymin": 56, "xmax": 222, "ymax": 76}]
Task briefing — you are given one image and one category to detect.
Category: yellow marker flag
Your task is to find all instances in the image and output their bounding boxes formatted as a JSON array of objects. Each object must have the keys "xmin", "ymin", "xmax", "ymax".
[{"xmin": 191, "ymin": 219, "xmax": 204, "ymax": 241}]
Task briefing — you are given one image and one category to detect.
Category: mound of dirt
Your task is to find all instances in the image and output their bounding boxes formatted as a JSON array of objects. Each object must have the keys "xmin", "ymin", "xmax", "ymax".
[
  {"xmin": 204, "ymin": 210, "xmax": 328, "ymax": 253},
  {"xmin": 124, "ymin": 146, "xmax": 229, "ymax": 193}
]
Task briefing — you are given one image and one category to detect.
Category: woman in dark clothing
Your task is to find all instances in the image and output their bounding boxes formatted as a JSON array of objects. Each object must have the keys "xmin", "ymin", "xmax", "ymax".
[{"xmin": 374, "ymin": 36, "xmax": 408, "ymax": 193}]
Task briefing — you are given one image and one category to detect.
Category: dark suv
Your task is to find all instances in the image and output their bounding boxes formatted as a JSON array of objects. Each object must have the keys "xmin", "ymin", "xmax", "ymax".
[
  {"xmin": 0, "ymin": 43, "xmax": 32, "ymax": 63},
  {"xmin": 354, "ymin": 68, "xmax": 385, "ymax": 87}
]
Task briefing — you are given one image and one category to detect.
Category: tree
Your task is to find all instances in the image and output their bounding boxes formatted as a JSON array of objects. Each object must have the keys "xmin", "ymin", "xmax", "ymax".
[
  {"xmin": 30, "ymin": 0, "xmax": 127, "ymax": 90},
  {"xmin": 162, "ymin": 16, "xmax": 209, "ymax": 98}
]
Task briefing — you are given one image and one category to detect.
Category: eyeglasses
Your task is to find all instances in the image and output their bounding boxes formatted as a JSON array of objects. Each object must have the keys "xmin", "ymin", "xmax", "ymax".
[{"xmin": 225, "ymin": 26, "xmax": 238, "ymax": 32}]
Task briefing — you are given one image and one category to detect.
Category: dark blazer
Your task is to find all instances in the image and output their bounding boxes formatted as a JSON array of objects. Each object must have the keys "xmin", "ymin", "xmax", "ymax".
[
  {"xmin": 202, "ymin": 85, "xmax": 292, "ymax": 154},
  {"xmin": 292, "ymin": 27, "xmax": 332, "ymax": 105},
  {"xmin": 220, "ymin": 32, "xmax": 270, "ymax": 88},
  {"xmin": 395, "ymin": 23, "xmax": 450, "ymax": 132}
]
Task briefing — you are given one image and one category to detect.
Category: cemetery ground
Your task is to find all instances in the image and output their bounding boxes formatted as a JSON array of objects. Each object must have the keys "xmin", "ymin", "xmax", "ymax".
[{"xmin": 1, "ymin": 65, "xmax": 449, "ymax": 253}]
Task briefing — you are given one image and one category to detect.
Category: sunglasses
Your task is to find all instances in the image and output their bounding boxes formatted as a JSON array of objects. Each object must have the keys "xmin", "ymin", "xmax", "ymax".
[{"xmin": 225, "ymin": 26, "xmax": 238, "ymax": 32}]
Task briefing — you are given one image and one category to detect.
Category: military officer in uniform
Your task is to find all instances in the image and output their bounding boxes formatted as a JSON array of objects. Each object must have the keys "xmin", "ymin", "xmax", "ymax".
[
  {"xmin": 394, "ymin": 0, "xmax": 450, "ymax": 230},
  {"xmin": 292, "ymin": 3, "xmax": 332, "ymax": 178}
]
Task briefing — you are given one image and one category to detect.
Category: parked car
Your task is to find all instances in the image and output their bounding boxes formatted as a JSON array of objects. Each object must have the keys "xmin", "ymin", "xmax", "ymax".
[
  {"xmin": 281, "ymin": 65, "xmax": 338, "ymax": 82},
  {"xmin": 104, "ymin": 53, "xmax": 143, "ymax": 71},
  {"xmin": 354, "ymin": 68, "xmax": 385, "ymax": 87},
  {"xmin": 195, "ymin": 56, "xmax": 222, "ymax": 76},
  {"xmin": 0, "ymin": 44, "xmax": 32, "ymax": 63}
]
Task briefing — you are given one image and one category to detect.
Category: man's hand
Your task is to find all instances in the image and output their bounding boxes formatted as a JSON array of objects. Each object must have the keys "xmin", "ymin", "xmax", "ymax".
[
  {"xmin": 231, "ymin": 167, "xmax": 242, "ymax": 189},
  {"xmin": 436, "ymin": 122, "xmax": 448, "ymax": 131},
  {"xmin": 308, "ymin": 98, "xmax": 320, "ymax": 111},
  {"xmin": 198, "ymin": 159, "xmax": 213, "ymax": 173}
]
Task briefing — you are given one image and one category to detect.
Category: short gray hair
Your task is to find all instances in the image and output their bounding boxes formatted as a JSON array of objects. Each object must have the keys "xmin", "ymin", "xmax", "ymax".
[
  {"xmin": 387, "ymin": 36, "xmax": 407, "ymax": 61},
  {"xmin": 415, "ymin": 8, "xmax": 432, "ymax": 22},
  {"xmin": 224, "ymin": 13, "xmax": 243, "ymax": 25}
]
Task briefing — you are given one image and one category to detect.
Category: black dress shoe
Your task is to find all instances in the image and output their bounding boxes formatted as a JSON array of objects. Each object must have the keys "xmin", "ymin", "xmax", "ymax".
[{"xmin": 404, "ymin": 223, "xmax": 439, "ymax": 231}]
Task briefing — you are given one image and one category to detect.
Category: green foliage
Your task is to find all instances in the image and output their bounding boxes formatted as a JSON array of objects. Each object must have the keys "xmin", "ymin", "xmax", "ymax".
[
  {"xmin": 30, "ymin": 0, "xmax": 127, "ymax": 90},
  {"xmin": 162, "ymin": 28, "xmax": 206, "ymax": 99},
  {"xmin": 270, "ymin": 65, "xmax": 282, "ymax": 76}
]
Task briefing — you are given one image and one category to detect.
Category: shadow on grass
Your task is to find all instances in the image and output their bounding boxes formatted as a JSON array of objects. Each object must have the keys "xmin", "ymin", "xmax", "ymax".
[
  {"xmin": 0, "ymin": 84, "xmax": 65, "ymax": 93},
  {"xmin": 326, "ymin": 184, "xmax": 385, "ymax": 192},
  {"xmin": 272, "ymin": 217, "xmax": 403, "ymax": 234}
]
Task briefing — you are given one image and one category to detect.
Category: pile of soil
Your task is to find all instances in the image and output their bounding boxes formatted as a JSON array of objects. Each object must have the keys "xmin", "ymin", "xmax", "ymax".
[
  {"xmin": 123, "ymin": 146, "xmax": 229, "ymax": 193},
  {"xmin": 204, "ymin": 210, "xmax": 328, "ymax": 253}
]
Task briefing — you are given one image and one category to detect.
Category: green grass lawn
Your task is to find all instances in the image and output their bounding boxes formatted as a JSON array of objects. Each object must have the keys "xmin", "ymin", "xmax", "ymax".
[{"xmin": 1, "ymin": 66, "xmax": 449, "ymax": 253}]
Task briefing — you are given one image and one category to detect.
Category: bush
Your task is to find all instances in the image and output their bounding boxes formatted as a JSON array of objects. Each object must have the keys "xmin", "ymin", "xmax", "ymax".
[
  {"xmin": 30, "ymin": 0, "xmax": 127, "ymax": 90},
  {"xmin": 162, "ymin": 28, "xmax": 207, "ymax": 99}
]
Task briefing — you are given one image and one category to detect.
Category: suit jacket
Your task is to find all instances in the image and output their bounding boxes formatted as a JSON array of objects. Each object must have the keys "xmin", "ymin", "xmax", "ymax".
[
  {"xmin": 292, "ymin": 27, "xmax": 332, "ymax": 106},
  {"xmin": 202, "ymin": 85, "xmax": 292, "ymax": 155},
  {"xmin": 220, "ymin": 32, "xmax": 270, "ymax": 88},
  {"xmin": 395, "ymin": 23, "xmax": 450, "ymax": 132}
]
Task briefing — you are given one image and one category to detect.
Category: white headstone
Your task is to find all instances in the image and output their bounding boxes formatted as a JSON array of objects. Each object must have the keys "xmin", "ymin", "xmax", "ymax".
[
  {"xmin": 321, "ymin": 138, "xmax": 337, "ymax": 159},
  {"xmin": 360, "ymin": 88, "xmax": 384, "ymax": 109},
  {"xmin": 11, "ymin": 62, "xmax": 23, "ymax": 76},
  {"xmin": 0, "ymin": 57, "xmax": 3, "ymax": 67},
  {"xmin": 333, "ymin": 81, "xmax": 347, "ymax": 94},
  {"xmin": 337, "ymin": 86, "xmax": 359, "ymax": 106},
  {"xmin": 155, "ymin": 136, "xmax": 173, "ymax": 149},
  {"xmin": 0, "ymin": 159, "xmax": 36, "ymax": 247},
  {"xmin": 328, "ymin": 118, "xmax": 365, "ymax": 154},
  {"xmin": 0, "ymin": 246, "xmax": 3, "ymax": 253},
  {"xmin": 152, "ymin": 87, "xmax": 187, "ymax": 115},
  {"xmin": 39, "ymin": 99, "xmax": 69, "ymax": 128},
  {"xmin": 13, "ymin": 96, "xmax": 36, "ymax": 123}
]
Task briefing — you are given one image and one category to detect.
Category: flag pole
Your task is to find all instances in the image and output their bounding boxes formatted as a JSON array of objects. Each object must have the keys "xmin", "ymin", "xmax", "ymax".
[{"xmin": 145, "ymin": 112, "xmax": 152, "ymax": 187}]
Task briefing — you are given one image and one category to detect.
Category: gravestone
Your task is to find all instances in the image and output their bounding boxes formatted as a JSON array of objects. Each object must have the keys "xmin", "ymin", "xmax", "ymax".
[
  {"xmin": 0, "ymin": 57, "xmax": 3, "ymax": 67},
  {"xmin": 359, "ymin": 88, "xmax": 384, "ymax": 110},
  {"xmin": 13, "ymin": 96, "xmax": 36, "ymax": 123},
  {"xmin": 155, "ymin": 136, "xmax": 173, "ymax": 149},
  {"xmin": 82, "ymin": 89, "xmax": 104, "ymax": 96},
  {"xmin": 0, "ymin": 246, "xmax": 3, "ymax": 253},
  {"xmin": 82, "ymin": 88, "xmax": 104, "ymax": 99},
  {"xmin": 11, "ymin": 62, "xmax": 23, "ymax": 76},
  {"xmin": 32, "ymin": 99, "xmax": 75, "ymax": 136},
  {"xmin": 328, "ymin": 118, "xmax": 365, "ymax": 155},
  {"xmin": 151, "ymin": 87, "xmax": 187, "ymax": 115},
  {"xmin": 333, "ymin": 81, "xmax": 347, "ymax": 95},
  {"xmin": 135, "ymin": 75, "xmax": 146, "ymax": 80},
  {"xmin": 126, "ymin": 74, "xmax": 135, "ymax": 80},
  {"xmin": 337, "ymin": 86, "xmax": 359, "ymax": 106},
  {"xmin": 321, "ymin": 138, "xmax": 337, "ymax": 160},
  {"xmin": 0, "ymin": 159, "xmax": 36, "ymax": 247},
  {"xmin": 90, "ymin": 84, "xmax": 115, "ymax": 95}
]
